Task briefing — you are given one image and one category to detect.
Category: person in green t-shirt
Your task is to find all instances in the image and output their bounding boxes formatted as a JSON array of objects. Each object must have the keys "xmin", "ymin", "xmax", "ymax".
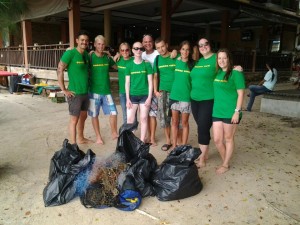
[
  {"xmin": 212, "ymin": 48, "xmax": 245, "ymax": 174},
  {"xmin": 153, "ymin": 37, "xmax": 176, "ymax": 151},
  {"xmin": 190, "ymin": 38, "xmax": 216, "ymax": 168},
  {"xmin": 113, "ymin": 42, "xmax": 132, "ymax": 124},
  {"xmin": 169, "ymin": 40, "xmax": 195, "ymax": 151},
  {"xmin": 190, "ymin": 38, "xmax": 243, "ymax": 168},
  {"xmin": 57, "ymin": 30, "xmax": 91, "ymax": 145},
  {"xmin": 125, "ymin": 41, "xmax": 153, "ymax": 143},
  {"xmin": 88, "ymin": 35, "xmax": 118, "ymax": 144}
]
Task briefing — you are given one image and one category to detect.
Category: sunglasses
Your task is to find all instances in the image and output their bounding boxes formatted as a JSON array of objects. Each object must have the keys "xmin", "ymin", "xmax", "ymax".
[
  {"xmin": 121, "ymin": 49, "xmax": 129, "ymax": 52},
  {"xmin": 132, "ymin": 47, "xmax": 145, "ymax": 51},
  {"xmin": 198, "ymin": 42, "xmax": 209, "ymax": 48}
]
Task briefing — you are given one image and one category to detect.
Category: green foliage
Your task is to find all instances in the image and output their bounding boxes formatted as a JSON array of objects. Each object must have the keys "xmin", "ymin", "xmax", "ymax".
[{"xmin": 0, "ymin": 0, "xmax": 28, "ymax": 31}]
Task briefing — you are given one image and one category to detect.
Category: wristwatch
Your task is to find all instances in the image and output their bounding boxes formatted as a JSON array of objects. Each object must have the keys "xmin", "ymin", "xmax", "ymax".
[{"xmin": 234, "ymin": 108, "xmax": 241, "ymax": 112}]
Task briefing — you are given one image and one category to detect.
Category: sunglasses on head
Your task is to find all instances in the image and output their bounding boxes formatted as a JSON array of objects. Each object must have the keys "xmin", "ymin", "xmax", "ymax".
[
  {"xmin": 121, "ymin": 49, "xmax": 129, "ymax": 52},
  {"xmin": 132, "ymin": 47, "xmax": 145, "ymax": 51},
  {"xmin": 198, "ymin": 42, "xmax": 209, "ymax": 48}
]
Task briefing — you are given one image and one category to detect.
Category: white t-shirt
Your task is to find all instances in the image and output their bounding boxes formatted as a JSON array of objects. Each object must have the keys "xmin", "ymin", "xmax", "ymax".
[
  {"xmin": 142, "ymin": 50, "xmax": 159, "ymax": 68},
  {"xmin": 263, "ymin": 68, "xmax": 277, "ymax": 90}
]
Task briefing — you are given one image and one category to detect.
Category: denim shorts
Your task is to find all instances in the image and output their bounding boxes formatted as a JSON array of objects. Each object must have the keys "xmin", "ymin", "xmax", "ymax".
[
  {"xmin": 88, "ymin": 93, "xmax": 117, "ymax": 117},
  {"xmin": 130, "ymin": 95, "xmax": 148, "ymax": 104},
  {"xmin": 67, "ymin": 94, "xmax": 89, "ymax": 116}
]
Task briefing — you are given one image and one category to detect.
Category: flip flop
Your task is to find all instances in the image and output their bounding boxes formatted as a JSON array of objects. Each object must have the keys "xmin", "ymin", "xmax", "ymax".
[{"xmin": 161, "ymin": 144, "xmax": 172, "ymax": 151}]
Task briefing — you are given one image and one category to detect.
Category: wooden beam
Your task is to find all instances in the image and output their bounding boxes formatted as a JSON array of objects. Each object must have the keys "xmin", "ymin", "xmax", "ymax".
[
  {"xmin": 68, "ymin": 0, "xmax": 80, "ymax": 48},
  {"xmin": 161, "ymin": 0, "xmax": 171, "ymax": 44}
]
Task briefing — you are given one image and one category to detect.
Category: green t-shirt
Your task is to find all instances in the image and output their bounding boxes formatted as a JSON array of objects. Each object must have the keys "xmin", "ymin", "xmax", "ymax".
[
  {"xmin": 170, "ymin": 59, "xmax": 191, "ymax": 102},
  {"xmin": 125, "ymin": 60, "xmax": 153, "ymax": 96},
  {"xmin": 60, "ymin": 48, "xmax": 89, "ymax": 95},
  {"xmin": 190, "ymin": 53, "xmax": 217, "ymax": 101},
  {"xmin": 89, "ymin": 53, "xmax": 116, "ymax": 95},
  {"xmin": 117, "ymin": 56, "xmax": 133, "ymax": 94},
  {"xmin": 212, "ymin": 69, "xmax": 246, "ymax": 118},
  {"xmin": 153, "ymin": 55, "xmax": 176, "ymax": 92}
]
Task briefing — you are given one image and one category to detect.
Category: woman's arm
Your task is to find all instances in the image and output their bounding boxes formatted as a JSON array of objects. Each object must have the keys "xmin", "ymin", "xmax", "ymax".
[
  {"xmin": 231, "ymin": 89, "xmax": 245, "ymax": 124},
  {"xmin": 145, "ymin": 74, "xmax": 153, "ymax": 106},
  {"xmin": 125, "ymin": 76, "xmax": 132, "ymax": 108}
]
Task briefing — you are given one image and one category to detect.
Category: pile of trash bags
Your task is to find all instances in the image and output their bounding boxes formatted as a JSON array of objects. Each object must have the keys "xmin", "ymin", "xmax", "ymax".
[{"xmin": 43, "ymin": 124, "xmax": 203, "ymax": 210}]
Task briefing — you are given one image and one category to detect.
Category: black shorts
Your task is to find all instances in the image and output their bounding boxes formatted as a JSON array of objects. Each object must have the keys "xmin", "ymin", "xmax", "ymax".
[
  {"xmin": 212, "ymin": 115, "xmax": 242, "ymax": 124},
  {"xmin": 67, "ymin": 94, "xmax": 89, "ymax": 116},
  {"xmin": 130, "ymin": 95, "xmax": 148, "ymax": 104}
]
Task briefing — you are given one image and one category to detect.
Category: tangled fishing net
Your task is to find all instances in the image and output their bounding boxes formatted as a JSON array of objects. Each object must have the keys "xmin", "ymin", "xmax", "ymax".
[{"xmin": 79, "ymin": 152, "xmax": 127, "ymax": 208}]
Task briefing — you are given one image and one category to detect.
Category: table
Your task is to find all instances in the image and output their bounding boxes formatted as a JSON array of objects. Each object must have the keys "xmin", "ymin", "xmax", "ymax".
[{"xmin": 0, "ymin": 71, "xmax": 18, "ymax": 88}]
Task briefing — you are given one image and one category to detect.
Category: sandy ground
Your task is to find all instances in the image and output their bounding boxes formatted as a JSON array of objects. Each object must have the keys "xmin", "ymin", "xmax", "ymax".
[{"xmin": 0, "ymin": 82, "xmax": 299, "ymax": 225}]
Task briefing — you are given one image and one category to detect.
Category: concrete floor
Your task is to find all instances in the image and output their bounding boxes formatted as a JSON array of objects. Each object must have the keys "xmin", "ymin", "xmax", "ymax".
[{"xmin": 0, "ymin": 83, "xmax": 299, "ymax": 225}]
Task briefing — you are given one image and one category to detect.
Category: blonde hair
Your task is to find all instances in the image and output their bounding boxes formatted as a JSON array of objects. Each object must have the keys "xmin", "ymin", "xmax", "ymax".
[
  {"xmin": 94, "ymin": 35, "xmax": 105, "ymax": 43},
  {"xmin": 119, "ymin": 42, "xmax": 131, "ymax": 51}
]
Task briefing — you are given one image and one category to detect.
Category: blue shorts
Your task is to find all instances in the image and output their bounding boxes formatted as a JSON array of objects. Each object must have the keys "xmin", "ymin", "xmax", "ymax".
[
  {"xmin": 130, "ymin": 95, "xmax": 148, "ymax": 104},
  {"xmin": 88, "ymin": 93, "xmax": 118, "ymax": 117}
]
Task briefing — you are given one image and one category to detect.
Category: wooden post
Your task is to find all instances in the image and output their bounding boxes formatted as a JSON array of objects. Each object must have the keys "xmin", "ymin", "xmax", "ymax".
[
  {"xmin": 104, "ymin": 10, "xmax": 112, "ymax": 46},
  {"xmin": 161, "ymin": 0, "xmax": 171, "ymax": 44},
  {"xmin": 21, "ymin": 20, "xmax": 32, "ymax": 72},
  {"xmin": 220, "ymin": 10, "xmax": 229, "ymax": 48},
  {"xmin": 252, "ymin": 50, "xmax": 256, "ymax": 72},
  {"xmin": 68, "ymin": 0, "xmax": 80, "ymax": 48}
]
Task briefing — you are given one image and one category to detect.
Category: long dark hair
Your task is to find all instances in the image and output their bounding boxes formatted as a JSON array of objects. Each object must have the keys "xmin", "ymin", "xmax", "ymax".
[
  {"xmin": 179, "ymin": 40, "xmax": 195, "ymax": 71},
  {"xmin": 216, "ymin": 48, "xmax": 233, "ymax": 80},
  {"xmin": 266, "ymin": 60, "xmax": 275, "ymax": 81}
]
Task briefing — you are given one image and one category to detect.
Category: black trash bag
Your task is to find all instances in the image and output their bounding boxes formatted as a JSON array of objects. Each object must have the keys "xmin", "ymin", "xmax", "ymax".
[
  {"xmin": 43, "ymin": 139, "xmax": 95, "ymax": 207},
  {"xmin": 116, "ymin": 126, "xmax": 158, "ymax": 197},
  {"xmin": 118, "ymin": 154, "xmax": 157, "ymax": 197},
  {"xmin": 152, "ymin": 145, "xmax": 203, "ymax": 201},
  {"xmin": 116, "ymin": 125, "xmax": 146, "ymax": 163},
  {"xmin": 118, "ymin": 121, "xmax": 139, "ymax": 135}
]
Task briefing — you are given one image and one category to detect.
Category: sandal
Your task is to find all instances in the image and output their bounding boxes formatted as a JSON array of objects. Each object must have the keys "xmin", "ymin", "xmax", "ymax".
[{"xmin": 161, "ymin": 144, "xmax": 172, "ymax": 151}]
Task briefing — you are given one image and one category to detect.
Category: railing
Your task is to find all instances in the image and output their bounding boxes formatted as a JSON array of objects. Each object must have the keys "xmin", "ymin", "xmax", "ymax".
[
  {"xmin": 0, "ymin": 44, "xmax": 293, "ymax": 72},
  {"xmin": 0, "ymin": 44, "xmax": 69, "ymax": 69},
  {"xmin": 232, "ymin": 51, "xmax": 293, "ymax": 72}
]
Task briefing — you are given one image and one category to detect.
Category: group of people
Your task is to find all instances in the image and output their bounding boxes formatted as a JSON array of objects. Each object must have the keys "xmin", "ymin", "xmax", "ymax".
[{"xmin": 57, "ymin": 30, "xmax": 255, "ymax": 174}]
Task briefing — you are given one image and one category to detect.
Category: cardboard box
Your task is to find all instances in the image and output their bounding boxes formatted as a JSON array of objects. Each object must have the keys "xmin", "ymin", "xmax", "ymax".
[{"xmin": 49, "ymin": 92, "xmax": 66, "ymax": 103}]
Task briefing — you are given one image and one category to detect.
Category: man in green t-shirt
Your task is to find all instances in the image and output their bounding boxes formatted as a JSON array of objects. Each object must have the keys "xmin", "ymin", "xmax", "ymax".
[
  {"xmin": 57, "ymin": 30, "xmax": 91, "ymax": 144},
  {"xmin": 88, "ymin": 35, "xmax": 118, "ymax": 144},
  {"xmin": 153, "ymin": 37, "xmax": 176, "ymax": 151}
]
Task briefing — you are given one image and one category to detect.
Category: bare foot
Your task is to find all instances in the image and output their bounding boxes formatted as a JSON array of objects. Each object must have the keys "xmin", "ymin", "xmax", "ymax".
[
  {"xmin": 216, "ymin": 165, "xmax": 230, "ymax": 175},
  {"xmin": 112, "ymin": 132, "xmax": 119, "ymax": 140},
  {"xmin": 77, "ymin": 138, "xmax": 93, "ymax": 144},
  {"xmin": 150, "ymin": 141, "xmax": 157, "ymax": 147},
  {"xmin": 167, "ymin": 145, "xmax": 176, "ymax": 154},
  {"xmin": 95, "ymin": 138, "xmax": 104, "ymax": 145},
  {"xmin": 196, "ymin": 159, "xmax": 206, "ymax": 169}
]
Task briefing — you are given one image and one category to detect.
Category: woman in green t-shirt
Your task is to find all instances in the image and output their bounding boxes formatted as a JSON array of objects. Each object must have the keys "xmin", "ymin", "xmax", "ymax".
[
  {"xmin": 125, "ymin": 42, "xmax": 153, "ymax": 143},
  {"xmin": 114, "ymin": 42, "xmax": 132, "ymax": 124},
  {"xmin": 212, "ymin": 49, "xmax": 245, "ymax": 174},
  {"xmin": 190, "ymin": 38, "xmax": 216, "ymax": 168},
  {"xmin": 169, "ymin": 40, "xmax": 194, "ymax": 151}
]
